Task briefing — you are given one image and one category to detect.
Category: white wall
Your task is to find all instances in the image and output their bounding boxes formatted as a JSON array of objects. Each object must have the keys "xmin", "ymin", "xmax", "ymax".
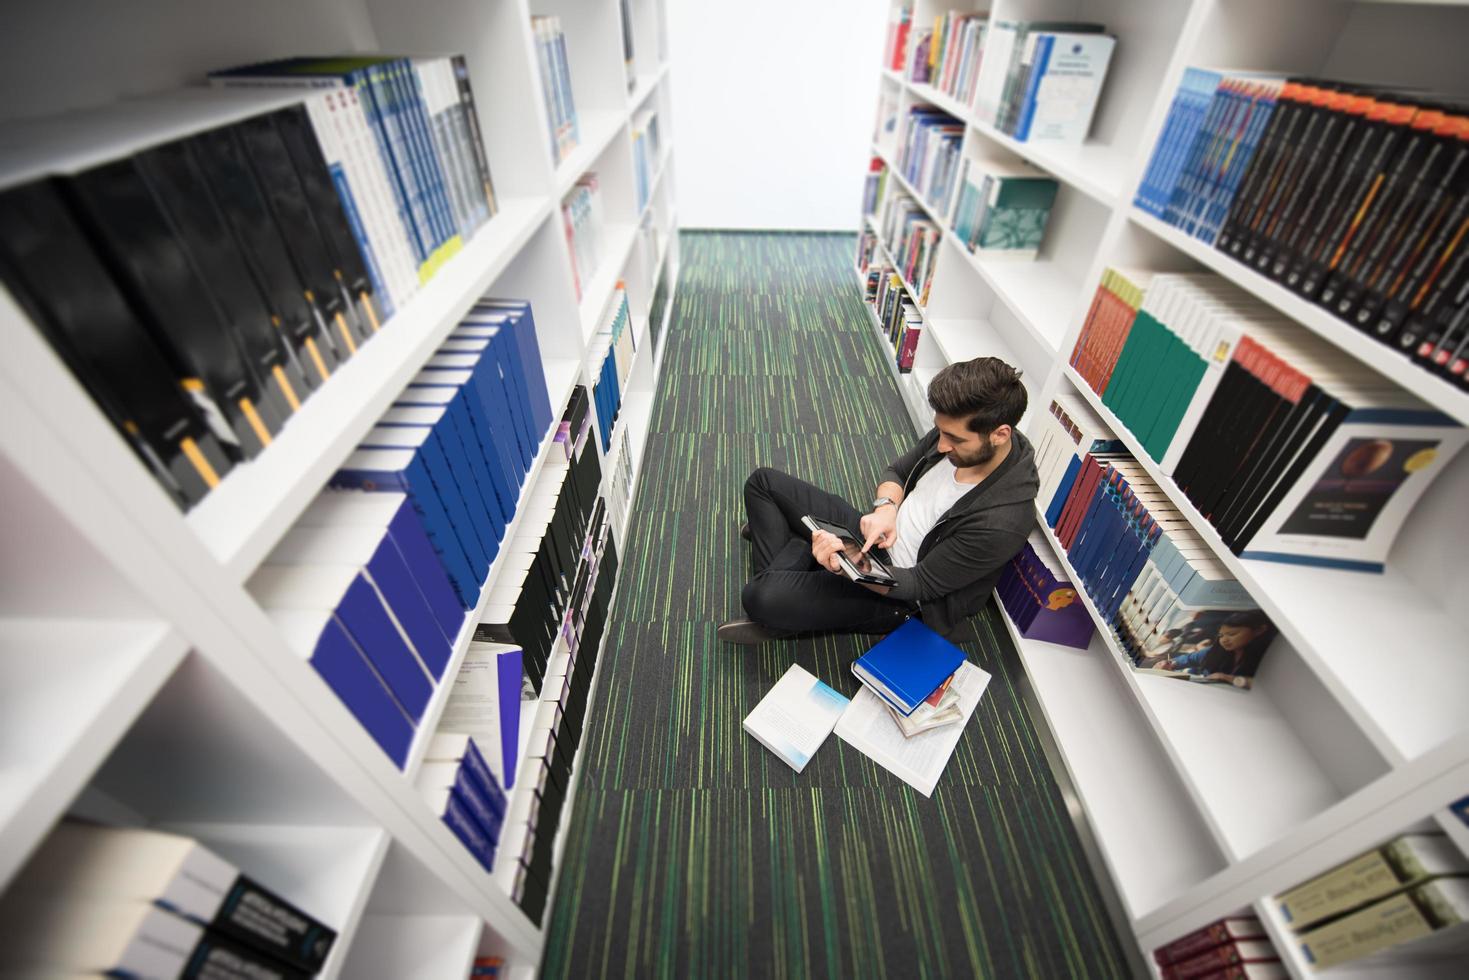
[{"xmin": 668, "ymin": 0, "xmax": 887, "ymax": 231}]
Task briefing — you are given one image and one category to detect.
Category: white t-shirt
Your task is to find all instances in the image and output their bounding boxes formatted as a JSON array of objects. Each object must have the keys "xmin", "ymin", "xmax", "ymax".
[{"xmin": 888, "ymin": 459, "xmax": 971, "ymax": 567}]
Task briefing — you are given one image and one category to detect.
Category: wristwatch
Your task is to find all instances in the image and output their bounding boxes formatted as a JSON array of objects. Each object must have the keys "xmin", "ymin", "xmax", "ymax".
[{"xmin": 872, "ymin": 496, "xmax": 896, "ymax": 510}]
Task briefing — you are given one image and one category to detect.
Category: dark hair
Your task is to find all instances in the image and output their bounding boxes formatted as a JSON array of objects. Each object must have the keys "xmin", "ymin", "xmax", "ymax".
[
  {"xmin": 1222, "ymin": 610, "xmax": 1274, "ymax": 631},
  {"xmin": 927, "ymin": 357, "xmax": 1027, "ymax": 434}
]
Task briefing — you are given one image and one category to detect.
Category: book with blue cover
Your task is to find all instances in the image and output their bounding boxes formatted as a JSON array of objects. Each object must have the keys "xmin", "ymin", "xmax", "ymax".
[{"xmin": 851, "ymin": 618, "xmax": 966, "ymax": 716}]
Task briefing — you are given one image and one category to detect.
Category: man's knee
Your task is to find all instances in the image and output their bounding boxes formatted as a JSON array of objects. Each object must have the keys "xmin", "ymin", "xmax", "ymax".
[
  {"xmin": 742, "ymin": 576, "xmax": 790, "ymax": 628},
  {"xmin": 745, "ymin": 465, "xmax": 779, "ymax": 496}
]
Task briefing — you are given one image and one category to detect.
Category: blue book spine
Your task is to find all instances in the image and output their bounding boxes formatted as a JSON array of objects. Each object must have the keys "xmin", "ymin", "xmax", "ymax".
[
  {"xmin": 329, "ymin": 164, "xmax": 394, "ymax": 319},
  {"xmin": 497, "ymin": 648, "xmax": 523, "ymax": 788},
  {"xmin": 333, "ymin": 454, "xmax": 478, "ymax": 606},
  {"xmin": 1046, "ymin": 457, "xmax": 1080, "ymax": 528},
  {"xmin": 1013, "ymin": 34, "xmax": 1054, "ymax": 143},
  {"xmin": 405, "ymin": 62, "xmax": 461, "ymax": 248},
  {"xmin": 1159, "ymin": 72, "xmax": 1220, "ymax": 219},
  {"xmin": 455, "ymin": 400, "xmax": 516, "ymax": 532},
  {"xmin": 368, "ymin": 537, "xmax": 452, "ymax": 679},
  {"xmin": 337, "ymin": 574, "xmax": 433, "ymax": 720},
  {"xmin": 434, "ymin": 380, "xmax": 516, "ymax": 528},
  {"xmin": 487, "ymin": 303, "xmax": 554, "ymax": 435},
  {"xmin": 378, "ymin": 62, "xmax": 438, "ymax": 262},
  {"xmin": 1204, "ymin": 90, "xmax": 1275, "ymax": 244},
  {"xmin": 462, "ymin": 352, "xmax": 529, "ymax": 488},
  {"xmin": 441, "ymin": 789, "xmax": 496, "ymax": 872},
  {"xmin": 459, "ymin": 741, "xmax": 509, "ymax": 819},
  {"xmin": 352, "ymin": 68, "xmax": 427, "ymax": 267},
  {"xmin": 310, "ymin": 617, "xmax": 415, "ymax": 766},
  {"xmin": 1184, "ymin": 84, "xmax": 1245, "ymax": 237},
  {"xmin": 396, "ymin": 60, "xmax": 454, "ymax": 251},
  {"xmin": 487, "ymin": 328, "xmax": 537, "ymax": 468},
  {"xmin": 450, "ymin": 765, "xmax": 504, "ymax": 841},
  {"xmin": 386, "ymin": 501, "xmax": 466, "ymax": 638},
  {"xmin": 1138, "ymin": 91, "xmax": 1190, "ymax": 217},
  {"xmin": 386, "ymin": 61, "xmax": 442, "ymax": 255},
  {"xmin": 1166, "ymin": 83, "xmax": 1229, "ymax": 228},
  {"xmin": 421, "ymin": 403, "xmax": 497, "ymax": 572}
]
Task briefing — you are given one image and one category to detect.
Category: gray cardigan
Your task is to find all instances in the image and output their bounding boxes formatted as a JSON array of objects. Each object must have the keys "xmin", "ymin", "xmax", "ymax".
[{"xmin": 878, "ymin": 428, "xmax": 1039, "ymax": 637}]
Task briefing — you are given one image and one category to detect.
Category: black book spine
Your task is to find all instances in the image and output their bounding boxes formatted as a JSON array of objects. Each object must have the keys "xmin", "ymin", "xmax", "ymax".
[
  {"xmin": 1318, "ymin": 109, "xmax": 1449, "ymax": 317},
  {"xmin": 1257, "ymin": 86, "xmax": 1362, "ymax": 282},
  {"xmin": 452, "ymin": 55, "xmax": 498, "ymax": 216},
  {"xmin": 1226, "ymin": 81, "xmax": 1311, "ymax": 260},
  {"xmin": 185, "ymin": 928, "xmax": 310, "ymax": 980},
  {"xmin": 213, "ymin": 874, "xmax": 337, "ymax": 973},
  {"xmin": 236, "ymin": 113, "xmax": 358, "ymax": 367},
  {"xmin": 1350, "ymin": 129, "xmax": 1469, "ymax": 333},
  {"xmin": 1216, "ymin": 79, "xmax": 1300, "ymax": 255},
  {"xmin": 61, "ymin": 161, "xmax": 270, "ymax": 460},
  {"xmin": 1419, "ymin": 269, "xmax": 1469, "ymax": 372},
  {"xmin": 1235, "ymin": 399, "xmax": 1353, "ymax": 549},
  {"xmin": 1257, "ymin": 89, "xmax": 1369, "ymax": 283},
  {"xmin": 1296, "ymin": 99, "xmax": 1418, "ymax": 298},
  {"xmin": 1400, "ymin": 243, "xmax": 1469, "ymax": 360},
  {"xmin": 135, "ymin": 140, "xmax": 298, "ymax": 432},
  {"xmin": 1239, "ymin": 83, "xmax": 1330, "ymax": 268},
  {"xmin": 1217, "ymin": 386, "xmax": 1327, "ymax": 551},
  {"xmin": 272, "ymin": 104, "xmax": 384, "ymax": 336},
  {"xmin": 1443, "ymin": 306, "xmax": 1469, "ymax": 386},
  {"xmin": 187, "ymin": 126, "xmax": 326, "ymax": 392},
  {"xmin": 0, "ymin": 181, "xmax": 232, "ymax": 507}
]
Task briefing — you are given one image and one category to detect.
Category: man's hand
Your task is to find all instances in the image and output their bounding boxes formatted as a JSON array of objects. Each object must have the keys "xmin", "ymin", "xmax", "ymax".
[
  {"xmin": 859, "ymin": 507, "xmax": 898, "ymax": 554},
  {"xmin": 810, "ymin": 530, "xmax": 848, "ymax": 575}
]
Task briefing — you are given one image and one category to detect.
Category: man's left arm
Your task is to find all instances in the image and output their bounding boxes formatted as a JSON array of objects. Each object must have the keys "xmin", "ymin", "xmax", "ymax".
[{"xmin": 881, "ymin": 523, "xmax": 1028, "ymax": 604}]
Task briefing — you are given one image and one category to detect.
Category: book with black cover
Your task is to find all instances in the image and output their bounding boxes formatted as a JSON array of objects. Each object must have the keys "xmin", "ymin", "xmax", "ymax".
[{"xmin": 0, "ymin": 179, "xmax": 233, "ymax": 507}]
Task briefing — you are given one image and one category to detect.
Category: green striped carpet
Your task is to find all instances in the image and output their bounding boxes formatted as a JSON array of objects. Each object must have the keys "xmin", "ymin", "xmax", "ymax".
[{"xmin": 541, "ymin": 232, "xmax": 1131, "ymax": 978}]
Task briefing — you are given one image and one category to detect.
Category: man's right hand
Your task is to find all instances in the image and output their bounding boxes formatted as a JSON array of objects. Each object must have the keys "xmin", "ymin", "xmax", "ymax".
[{"xmin": 859, "ymin": 506, "xmax": 898, "ymax": 554}]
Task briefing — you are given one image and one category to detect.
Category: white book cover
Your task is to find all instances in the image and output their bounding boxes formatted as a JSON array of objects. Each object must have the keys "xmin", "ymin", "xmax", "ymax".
[{"xmin": 743, "ymin": 664, "xmax": 850, "ymax": 773}]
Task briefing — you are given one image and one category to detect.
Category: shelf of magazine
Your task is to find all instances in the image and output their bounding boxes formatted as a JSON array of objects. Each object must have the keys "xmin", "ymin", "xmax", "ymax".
[{"xmin": 1060, "ymin": 363, "xmax": 1462, "ymax": 766}]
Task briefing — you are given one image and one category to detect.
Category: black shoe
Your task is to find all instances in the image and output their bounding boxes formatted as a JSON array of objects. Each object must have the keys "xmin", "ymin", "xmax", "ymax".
[
  {"xmin": 740, "ymin": 521, "xmax": 751, "ymax": 541},
  {"xmin": 717, "ymin": 617, "xmax": 789, "ymax": 645}
]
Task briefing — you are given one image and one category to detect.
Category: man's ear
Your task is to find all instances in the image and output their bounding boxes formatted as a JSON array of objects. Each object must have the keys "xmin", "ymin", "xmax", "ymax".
[{"xmin": 991, "ymin": 424, "xmax": 1013, "ymax": 445}]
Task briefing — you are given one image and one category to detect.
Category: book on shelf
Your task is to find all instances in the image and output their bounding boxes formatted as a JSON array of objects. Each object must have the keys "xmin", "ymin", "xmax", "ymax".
[
  {"xmin": 1161, "ymin": 938, "xmax": 1280, "ymax": 980},
  {"xmin": 1139, "ymin": 71, "xmax": 1469, "ymax": 391},
  {"xmin": 923, "ymin": 11, "xmax": 988, "ymax": 107},
  {"xmin": 870, "ymin": 262, "xmax": 923, "ymax": 372},
  {"xmin": 863, "ymin": 155, "xmax": 889, "ymax": 217},
  {"xmin": 1276, "ymin": 832, "xmax": 1469, "ymax": 931},
  {"xmin": 632, "ymin": 109, "xmax": 661, "ymax": 213},
  {"xmin": 995, "ymin": 534, "xmax": 1095, "ymax": 648},
  {"xmin": 533, "ymin": 15, "xmax": 580, "ymax": 164},
  {"xmin": 418, "ymin": 732, "xmax": 510, "ymax": 872},
  {"xmin": 1154, "ymin": 915, "xmax": 1265, "ymax": 967},
  {"xmin": 851, "ymin": 618, "xmax": 966, "ymax": 716},
  {"xmin": 883, "ymin": 3, "xmax": 913, "ymax": 74},
  {"xmin": 948, "ymin": 158, "xmax": 1058, "ymax": 259},
  {"xmin": 3, "ymin": 820, "xmax": 337, "ymax": 974},
  {"xmin": 1048, "ymin": 451, "xmax": 1280, "ymax": 689},
  {"xmin": 562, "ymin": 173, "xmax": 605, "ymax": 303},
  {"xmin": 742, "ymin": 663, "xmax": 850, "ymax": 772},
  {"xmin": 440, "ymin": 640, "xmax": 526, "ymax": 791},
  {"xmin": 1068, "ymin": 267, "xmax": 1467, "ymax": 571},
  {"xmin": 907, "ymin": 25, "xmax": 934, "ymax": 85},
  {"xmin": 898, "ymin": 104, "xmax": 965, "ymax": 214},
  {"xmin": 0, "ymin": 897, "xmax": 308, "ymax": 980},
  {"xmin": 877, "ymin": 189, "xmax": 940, "ymax": 306},
  {"xmin": 588, "ymin": 285, "xmax": 635, "ymax": 451},
  {"xmin": 972, "ymin": 21, "xmax": 1112, "ymax": 145},
  {"xmin": 1295, "ymin": 875, "xmax": 1469, "ymax": 971}
]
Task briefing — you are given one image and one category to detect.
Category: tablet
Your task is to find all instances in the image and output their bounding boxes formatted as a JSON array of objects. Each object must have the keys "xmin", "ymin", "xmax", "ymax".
[{"xmin": 800, "ymin": 516, "xmax": 898, "ymax": 586}]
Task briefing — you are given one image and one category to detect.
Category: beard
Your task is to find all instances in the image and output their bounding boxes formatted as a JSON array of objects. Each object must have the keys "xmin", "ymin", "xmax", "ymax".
[{"xmin": 947, "ymin": 437, "xmax": 997, "ymax": 468}]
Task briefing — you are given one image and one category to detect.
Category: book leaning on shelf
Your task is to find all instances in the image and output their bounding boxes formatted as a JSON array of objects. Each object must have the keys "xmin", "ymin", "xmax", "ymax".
[
  {"xmin": 947, "ymin": 158, "xmax": 1058, "ymax": 260},
  {"xmin": 1068, "ymin": 266, "xmax": 1467, "ymax": 572},
  {"xmin": 971, "ymin": 20, "xmax": 1115, "ymax": 145},
  {"xmin": 995, "ymin": 532, "xmax": 1095, "ymax": 649},
  {"xmin": 1138, "ymin": 70, "xmax": 1469, "ymax": 390},
  {"xmin": 0, "ymin": 820, "xmax": 337, "ymax": 977}
]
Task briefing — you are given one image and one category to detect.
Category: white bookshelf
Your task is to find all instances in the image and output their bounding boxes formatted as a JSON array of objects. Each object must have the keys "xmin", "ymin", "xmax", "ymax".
[
  {"xmin": 862, "ymin": 0, "xmax": 1469, "ymax": 970},
  {"xmin": 0, "ymin": 0, "xmax": 677, "ymax": 974}
]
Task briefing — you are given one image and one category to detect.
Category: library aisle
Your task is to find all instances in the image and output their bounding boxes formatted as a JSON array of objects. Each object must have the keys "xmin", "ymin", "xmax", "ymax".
[{"xmin": 541, "ymin": 231, "xmax": 1131, "ymax": 977}]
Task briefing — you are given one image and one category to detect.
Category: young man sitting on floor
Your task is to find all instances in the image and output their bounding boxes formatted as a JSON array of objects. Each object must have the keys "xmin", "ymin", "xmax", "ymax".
[{"xmin": 718, "ymin": 356, "xmax": 1039, "ymax": 645}]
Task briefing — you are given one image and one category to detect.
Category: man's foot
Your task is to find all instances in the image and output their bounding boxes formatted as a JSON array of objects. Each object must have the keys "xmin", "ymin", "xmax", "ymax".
[
  {"xmin": 717, "ymin": 617, "xmax": 789, "ymax": 645},
  {"xmin": 739, "ymin": 521, "xmax": 751, "ymax": 541}
]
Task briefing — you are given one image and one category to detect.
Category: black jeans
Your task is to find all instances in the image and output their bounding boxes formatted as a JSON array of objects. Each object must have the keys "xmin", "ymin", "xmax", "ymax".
[{"xmin": 741, "ymin": 466, "xmax": 915, "ymax": 635}]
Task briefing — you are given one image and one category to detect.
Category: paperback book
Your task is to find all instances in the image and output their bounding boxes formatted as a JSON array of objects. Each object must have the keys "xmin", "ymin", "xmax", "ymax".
[{"xmin": 742, "ymin": 664, "xmax": 850, "ymax": 773}]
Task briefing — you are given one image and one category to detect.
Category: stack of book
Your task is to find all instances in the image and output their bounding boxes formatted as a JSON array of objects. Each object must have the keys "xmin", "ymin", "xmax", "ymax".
[
  {"xmin": 1139, "ymin": 71, "xmax": 1469, "ymax": 388},
  {"xmin": 872, "ymin": 265, "xmax": 923, "ymax": 372},
  {"xmin": 0, "ymin": 821, "xmax": 337, "ymax": 977},
  {"xmin": 996, "ymin": 533, "xmax": 1095, "ymax": 649},
  {"xmin": 883, "ymin": 3, "xmax": 914, "ymax": 74},
  {"xmin": 863, "ymin": 155, "xmax": 889, "ymax": 217},
  {"xmin": 211, "ymin": 55, "xmax": 499, "ymax": 287},
  {"xmin": 851, "ymin": 618, "xmax": 967, "ymax": 737},
  {"xmin": 897, "ymin": 105, "xmax": 965, "ymax": 213},
  {"xmin": 532, "ymin": 15, "xmax": 579, "ymax": 164},
  {"xmin": 589, "ymin": 286, "xmax": 637, "ymax": 452},
  {"xmin": 1275, "ymin": 833, "xmax": 1469, "ymax": 971},
  {"xmin": 947, "ymin": 158, "xmax": 1058, "ymax": 259},
  {"xmin": 479, "ymin": 394, "xmax": 603, "ymax": 694},
  {"xmin": 562, "ymin": 173, "xmax": 605, "ymax": 303},
  {"xmin": 1045, "ymin": 449, "xmax": 1279, "ymax": 689},
  {"xmin": 972, "ymin": 21, "xmax": 1115, "ymax": 144},
  {"xmin": 1153, "ymin": 915, "xmax": 1282, "ymax": 979},
  {"xmin": 920, "ymin": 11, "xmax": 988, "ymax": 107},
  {"xmin": 472, "ymin": 956, "xmax": 505, "ymax": 977},
  {"xmin": 877, "ymin": 190, "xmax": 940, "ymax": 306},
  {"xmin": 1069, "ymin": 267, "xmax": 1467, "ymax": 571},
  {"xmin": 631, "ymin": 109, "xmax": 661, "ymax": 213},
  {"xmin": 418, "ymin": 729, "xmax": 511, "ymax": 873},
  {"xmin": 500, "ymin": 510, "xmax": 617, "ymax": 924}
]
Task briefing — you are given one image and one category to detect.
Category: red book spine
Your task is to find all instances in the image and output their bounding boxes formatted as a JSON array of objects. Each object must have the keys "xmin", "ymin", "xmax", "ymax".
[
  {"xmin": 898, "ymin": 323, "xmax": 921, "ymax": 370},
  {"xmin": 1153, "ymin": 918, "xmax": 1264, "ymax": 967}
]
